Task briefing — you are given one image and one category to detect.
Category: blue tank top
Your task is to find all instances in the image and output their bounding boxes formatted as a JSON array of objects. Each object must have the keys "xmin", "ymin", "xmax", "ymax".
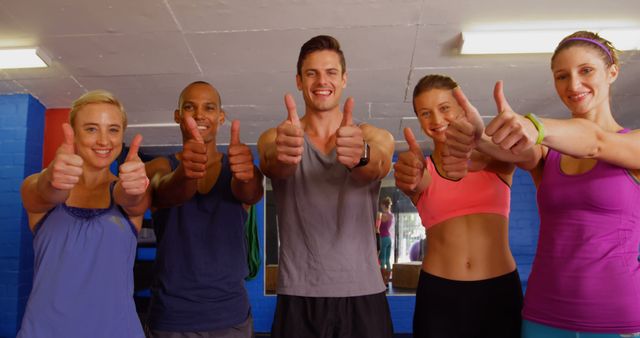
[
  {"xmin": 150, "ymin": 153, "xmax": 250, "ymax": 332},
  {"xmin": 18, "ymin": 184, "xmax": 143, "ymax": 338}
]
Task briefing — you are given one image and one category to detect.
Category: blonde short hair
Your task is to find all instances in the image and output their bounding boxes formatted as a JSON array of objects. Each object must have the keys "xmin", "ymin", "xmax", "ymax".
[{"xmin": 69, "ymin": 90, "xmax": 127, "ymax": 129}]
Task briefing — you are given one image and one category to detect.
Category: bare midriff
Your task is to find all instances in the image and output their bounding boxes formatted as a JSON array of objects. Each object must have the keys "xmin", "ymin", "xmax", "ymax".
[{"xmin": 422, "ymin": 213, "xmax": 516, "ymax": 281}]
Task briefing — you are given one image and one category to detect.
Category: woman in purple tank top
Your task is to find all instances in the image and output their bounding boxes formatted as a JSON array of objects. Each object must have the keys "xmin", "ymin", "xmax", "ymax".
[
  {"xmin": 18, "ymin": 90, "xmax": 150, "ymax": 337},
  {"xmin": 451, "ymin": 31, "xmax": 640, "ymax": 337}
]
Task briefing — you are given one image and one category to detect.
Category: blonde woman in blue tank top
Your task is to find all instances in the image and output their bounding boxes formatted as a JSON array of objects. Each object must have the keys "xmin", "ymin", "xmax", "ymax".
[{"xmin": 18, "ymin": 90, "xmax": 150, "ymax": 338}]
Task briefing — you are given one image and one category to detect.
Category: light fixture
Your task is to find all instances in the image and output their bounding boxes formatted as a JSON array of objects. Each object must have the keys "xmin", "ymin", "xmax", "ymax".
[
  {"xmin": 0, "ymin": 48, "xmax": 49, "ymax": 69},
  {"xmin": 460, "ymin": 23, "xmax": 640, "ymax": 55}
]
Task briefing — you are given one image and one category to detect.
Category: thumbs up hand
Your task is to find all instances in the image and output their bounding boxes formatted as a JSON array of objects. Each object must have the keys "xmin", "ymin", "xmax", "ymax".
[
  {"xmin": 228, "ymin": 120, "xmax": 255, "ymax": 182},
  {"xmin": 182, "ymin": 116, "xmax": 208, "ymax": 179},
  {"xmin": 48, "ymin": 123, "xmax": 84, "ymax": 190},
  {"xmin": 394, "ymin": 128, "xmax": 426, "ymax": 193},
  {"xmin": 335, "ymin": 97, "xmax": 364, "ymax": 168},
  {"xmin": 275, "ymin": 93, "xmax": 304, "ymax": 165},
  {"xmin": 118, "ymin": 134, "xmax": 149, "ymax": 196},
  {"xmin": 485, "ymin": 81, "xmax": 539, "ymax": 154},
  {"xmin": 445, "ymin": 86, "xmax": 484, "ymax": 158}
]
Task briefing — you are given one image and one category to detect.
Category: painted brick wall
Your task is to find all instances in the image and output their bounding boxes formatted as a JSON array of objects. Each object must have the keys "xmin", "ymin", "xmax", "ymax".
[{"xmin": 0, "ymin": 94, "xmax": 44, "ymax": 338}]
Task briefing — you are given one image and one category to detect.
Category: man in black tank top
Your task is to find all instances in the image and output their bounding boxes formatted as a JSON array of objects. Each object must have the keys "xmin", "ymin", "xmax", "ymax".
[
  {"xmin": 145, "ymin": 82, "xmax": 263, "ymax": 338},
  {"xmin": 258, "ymin": 35, "xmax": 395, "ymax": 338}
]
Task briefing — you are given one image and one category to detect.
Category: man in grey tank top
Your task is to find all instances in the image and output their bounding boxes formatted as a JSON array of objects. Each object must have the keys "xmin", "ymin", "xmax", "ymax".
[{"xmin": 258, "ymin": 35, "xmax": 395, "ymax": 338}]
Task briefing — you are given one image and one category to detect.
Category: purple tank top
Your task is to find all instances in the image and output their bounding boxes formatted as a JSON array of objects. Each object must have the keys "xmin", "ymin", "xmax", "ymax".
[
  {"xmin": 379, "ymin": 212, "xmax": 393, "ymax": 237},
  {"xmin": 523, "ymin": 137, "xmax": 640, "ymax": 333},
  {"xmin": 18, "ymin": 187, "xmax": 144, "ymax": 338}
]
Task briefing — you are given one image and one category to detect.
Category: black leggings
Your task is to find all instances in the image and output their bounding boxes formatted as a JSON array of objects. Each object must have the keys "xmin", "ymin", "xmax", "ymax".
[{"xmin": 413, "ymin": 270, "xmax": 523, "ymax": 338}]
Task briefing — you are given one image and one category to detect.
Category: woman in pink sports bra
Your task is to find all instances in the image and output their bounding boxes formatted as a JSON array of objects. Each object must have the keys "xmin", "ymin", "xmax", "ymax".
[
  {"xmin": 450, "ymin": 31, "xmax": 640, "ymax": 337},
  {"xmin": 394, "ymin": 74, "xmax": 523, "ymax": 338}
]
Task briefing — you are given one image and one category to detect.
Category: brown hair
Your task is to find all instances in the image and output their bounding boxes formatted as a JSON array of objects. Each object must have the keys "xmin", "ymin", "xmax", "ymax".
[
  {"xmin": 297, "ymin": 35, "xmax": 346, "ymax": 76},
  {"xmin": 412, "ymin": 74, "xmax": 459, "ymax": 114},
  {"xmin": 381, "ymin": 196, "xmax": 392, "ymax": 208},
  {"xmin": 551, "ymin": 31, "xmax": 620, "ymax": 68}
]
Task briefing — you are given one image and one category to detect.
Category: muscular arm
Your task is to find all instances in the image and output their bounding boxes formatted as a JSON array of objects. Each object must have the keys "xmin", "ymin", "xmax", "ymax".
[
  {"xmin": 146, "ymin": 157, "xmax": 198, "ymax": 209},
  {"xmin": 231, "ymin": 167, "xmax": 264, "ymax": 205},
  {"xmin": 258, "ymin": 128, "xmax": 299, "ymax": 180},
  {"xmin": 541, "ymin": 118, "xmax": 640, "ymax": 169},
  {"xmin": 350, "ymin": 124, "xmax": 395, "ymax": 182}
]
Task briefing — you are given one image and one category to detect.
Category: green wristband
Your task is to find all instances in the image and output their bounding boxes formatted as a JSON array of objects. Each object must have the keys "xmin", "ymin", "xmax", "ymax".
[{"xmin": 525, "ymin": 113, "xmax": 545, "ymax": 145}]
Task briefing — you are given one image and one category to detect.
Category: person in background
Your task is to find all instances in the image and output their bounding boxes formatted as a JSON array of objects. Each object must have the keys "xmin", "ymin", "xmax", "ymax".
[
  {"xmin": 377, "ymin": 196, "xmax": 394, "ymax": 285},
  {"xmin": 18, "ymin": 90, "xmax": 149, "ymax": 338},
  {"xmin": 394, "ymin": 74, "xmax": 522, "ymax": 338},
  {"xmin": 145, "ymin": 81, "xmax": 263, "ymax": 338}
]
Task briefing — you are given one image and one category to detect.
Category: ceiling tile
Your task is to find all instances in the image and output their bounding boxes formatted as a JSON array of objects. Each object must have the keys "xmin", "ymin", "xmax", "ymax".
[
  {"xmin": 1, "ymin": 0, "xmax": 177, "ymax": 36},
  {"xmin": 40, "ymin": 32, "xmax": 200, "ymax": 77},
  {"xmin": 14, "ymin": 76, "xmax": 84, "ymax": 108},
  {"xmin": 76, "ymin": 74, "xmax": 203, "ymax": 118},
  {"xmin": 169, "ymin": 0, "xmax": 421, "ymax": 32},
  {"xmin": 188, "ymin": 26, "xmax": 416, "ymax": 75},
  {"xmin": 421, "ymin": 0, "xmax": 640, "ymax": 25}
]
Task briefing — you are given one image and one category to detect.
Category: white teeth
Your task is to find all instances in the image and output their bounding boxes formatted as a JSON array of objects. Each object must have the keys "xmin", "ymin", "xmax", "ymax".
[
  {"xmin": 433, "ymin": 126, "xmax": 447, "ymax": 132},
  {"xmin": 314, "ymin": 90, "xmax": 331, "ymax": 96},
  {"xmin": 197, "ymin": 126, "xmax": 207, "ymax": 130},
  {"xmin": 95, "ymin": 150, "xmax": 110, "ymax": 154},
  {"xmin": 570, "ymin": 93, "xmax": 588, "ymax": 100}
]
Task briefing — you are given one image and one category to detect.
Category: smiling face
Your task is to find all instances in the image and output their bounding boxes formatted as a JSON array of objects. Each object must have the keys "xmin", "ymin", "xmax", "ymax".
[
  {"xmin": 174, "ymin": 82, "xmax": 225, "ymax": 143},
  {"xmin": 296, "ymin": 50, "xmax": 347, "ymax": 114},
  {"xmin": 413, "ymin": 88, "xmax": 463, "ymax": 143},
  {"xmin": 73, "ymin": 103, "xmax": 124, "ymax": 170},
  {"xmin": 551, "ymin": 45, "xmax": 618, "ymax": 117}
]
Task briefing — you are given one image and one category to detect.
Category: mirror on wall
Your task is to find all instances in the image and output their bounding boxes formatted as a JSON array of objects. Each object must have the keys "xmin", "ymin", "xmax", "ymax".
[{"xmin": 263, "ymin": 168, "xmax": 425, "ymax": 295}]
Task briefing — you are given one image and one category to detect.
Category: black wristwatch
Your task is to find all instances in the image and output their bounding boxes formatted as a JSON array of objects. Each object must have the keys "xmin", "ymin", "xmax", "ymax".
[{"xmin": 351, "ymin": 141, "xmax": 370, "ymax": 170}]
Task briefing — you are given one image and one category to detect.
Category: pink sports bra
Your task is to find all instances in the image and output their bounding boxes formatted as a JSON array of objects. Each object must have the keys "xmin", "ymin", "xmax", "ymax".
[{"xmin": 416, "ymin": 156, "xmax": 511, "ymax": 229}]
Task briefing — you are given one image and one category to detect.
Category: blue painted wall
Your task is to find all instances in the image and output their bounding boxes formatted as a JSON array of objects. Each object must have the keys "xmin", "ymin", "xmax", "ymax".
[{"xmin": 0, "ymin": 94, "xmax": 45, "ymax": 337}]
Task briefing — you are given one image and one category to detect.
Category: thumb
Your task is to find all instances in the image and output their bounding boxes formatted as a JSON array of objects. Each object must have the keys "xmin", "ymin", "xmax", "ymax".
[
  {"xmin": 452, "ymin": 86, "xmax": 484, "ymax": 141},
  {"xmin": 185, "ymin": 116, "xmax": 204, "ymax": 143},
  {"xmin": 284, "ymin": 93, "xmax": 300, "ymax": 127},
  {"xmin": 493, "ymin": 80, "xmax": 514, "ymax": 114},
  {"xmin": 403, "ymin": 127, "xmax": 424, "ymax": 160},
  {"xmin": 340, "ymin": 97, "xmax": 354, "ymax": 127},
  {"xmin": 230, "ymin": 120, "xmax": 241, "ymax": 145},
  {"xmin": 125, "ymin": 134, "xmax": 143, "ymax": 162},
  {"xmin": 61, "ymin": 123, "xmax": 76, "ymax": 154}
]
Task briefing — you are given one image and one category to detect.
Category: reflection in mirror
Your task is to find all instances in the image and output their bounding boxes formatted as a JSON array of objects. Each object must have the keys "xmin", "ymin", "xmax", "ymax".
[{"xmin": 263, "ymin": 168, "xmax": 425, "ymax": 295}]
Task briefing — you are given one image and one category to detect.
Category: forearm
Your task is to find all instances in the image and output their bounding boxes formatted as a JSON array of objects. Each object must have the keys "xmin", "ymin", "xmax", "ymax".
[
  {"xmin": 114, "ymin": 183, "xmax": 151, "ymax": 216},
  {"xmin": 350, "ymin": 142, "xmax": 392, "ymax": 182},
  {"xmin": 260, "ymin": 148, "xmax": 298, "ymax": 179},
  {"xmin": 35, "ymin": 170, "xmax": 69, "ymax": 206},
  {"xmin": 542, "ymin": 118, "xmax": 601, "ymax": 158},
  {"xmin": 21, "ymin": 172, "xmax": 67, "ymax": 213},
  {"xmin": 231, "ymin": 166, "xmax": 264, "ymax": 205},
  {"xmin": 152, "ymin": 165, "xmax": 197, "ymax": 208},
  {"xmin": 476, "ymin": 136, "xmax": 540, "ymax": 170}
]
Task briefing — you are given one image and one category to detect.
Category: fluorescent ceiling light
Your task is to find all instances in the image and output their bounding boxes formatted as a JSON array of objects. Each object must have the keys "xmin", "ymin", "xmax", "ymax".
[
  {"xmin": 461, "ymin": 26, "xmax": 640, "ymax": 55},
  {"xmin": 0, "ymin": 48, "xmax": 49, "ymax": 69}
]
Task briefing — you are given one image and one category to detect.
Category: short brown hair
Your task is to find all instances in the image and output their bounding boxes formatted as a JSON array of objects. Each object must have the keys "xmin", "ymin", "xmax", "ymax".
[
  {"xmin": 412, "ymin": 74, "xmax": 459, "ymax": 114},
  {"xmin": 552, "ymin": 31, "xmax": 619, "ymax": 68},
  {"xmin": 297, "ymin": 35, "xmax": 346, "ymax": 76}
]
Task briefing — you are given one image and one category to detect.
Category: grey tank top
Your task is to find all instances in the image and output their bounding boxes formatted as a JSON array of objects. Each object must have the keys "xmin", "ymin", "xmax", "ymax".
[{"xmin": 272, "ymin": 134, "xmax": 386, "ymax": 297}]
